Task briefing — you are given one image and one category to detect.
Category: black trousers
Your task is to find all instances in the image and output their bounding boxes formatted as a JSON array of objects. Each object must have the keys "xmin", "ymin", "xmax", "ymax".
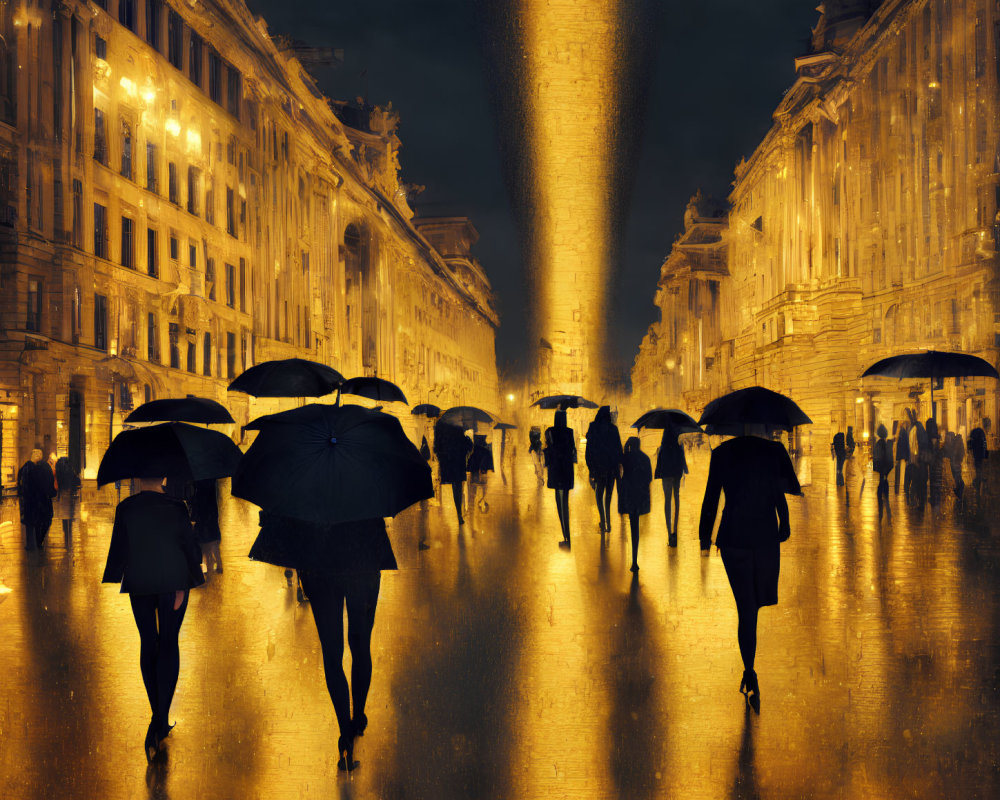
[
  {"xmin": 129, "ymin": 590, "xmax": 189, "ymax": 734},
  {"xmin": 299, "ymin": 570, "xmax": 381, "ymax": 739}
]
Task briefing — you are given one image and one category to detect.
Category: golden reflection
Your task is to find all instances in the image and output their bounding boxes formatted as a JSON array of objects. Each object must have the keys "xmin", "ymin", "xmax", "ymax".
[{"xmin": 520, "ymin": 0, "xmax": 622, "ymax": 395}]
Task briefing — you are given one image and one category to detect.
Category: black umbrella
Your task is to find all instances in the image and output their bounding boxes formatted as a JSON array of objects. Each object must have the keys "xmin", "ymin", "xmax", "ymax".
[
  {"xmin": 411, "ymin": 404, "xmax": 442, "ymax": 418},
  {"xmin": 493, "ymin": 422, "xmax": 518, "ymax": 430},
  {"xmin": 698, "ymin": 387, "xmax": 811, "ymax": 435},
  {"xmin": 338, "ymin": 376, "xmax": 408, "ymax": 405},
  {"xmin": 439, "ymin": 406, "xmax": 495, "ymax": 429},
  {"xmin": 233, "ymin": 404, "xmax": 433, "ymax": 525},
  {"xmin": 862, "ymin": 350, "xmax": 999, "ymax": 409},
  {"xmin": 125, "ymin": 397, "xmax": 235, "ymax": 424},
  {"xmin": 531, "ymin": 394, "xmax": 598, "ymax": 410},
  {"xmin": 97, "ymin": 422, "xmax": 243, "ymax": 487},
  {"xmin": 228, "ymin": 359, "xmax": 345, "ymax": 398},
  {"xmin": 631, "ymin": 408, "xmax": 701, "ymax": 432}
]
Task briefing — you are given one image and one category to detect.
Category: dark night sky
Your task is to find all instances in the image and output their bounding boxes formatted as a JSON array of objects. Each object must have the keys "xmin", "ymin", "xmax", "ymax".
[{"xmin": 243, "ymin": 0, "xmax": 820, "ymax": 378}]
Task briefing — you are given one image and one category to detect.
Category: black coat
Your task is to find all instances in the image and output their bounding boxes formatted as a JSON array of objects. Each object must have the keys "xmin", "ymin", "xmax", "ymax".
[
  {"xmin": 17, "ymin": 460, "xmax": 56, "ymax": 526},
  {"xmin": 619, "ymin": 449, "xmax": 652, "ymax": 515},
  {"xmin": 699, "ymin": 437, "xmax": 800, "ymax": 550},
  {"xmin": 102, "ymin": 491, "xmax": 205, "ymax": 594},
  {"xmin": 434, "ymin": 426, "xmax": 474, "ymax": 484},
  {"xmin": 585, "ymin": 421, "xmax": 623, "ymax": 480},
  {"xmin": 249, "ymin": 513, "xmax": 398, "ymax": 573},
  {"xmin": 190, "ymin": 479, "xmax": 222, "ymax": 544},
  {"xmin": 654, "ymin": 435, "xmax": 687, "ymax": 480},
  {"xmin": 544, "ymin": 426, "xmax": 577, "ymax": 490}
]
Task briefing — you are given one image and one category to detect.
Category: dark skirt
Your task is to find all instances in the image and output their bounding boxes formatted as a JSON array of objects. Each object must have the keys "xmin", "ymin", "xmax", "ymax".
[
  {"xmin": 720, "ymin": 544, "xmax": 780, "ymax": 609},
  {"xmin": 546, "ymin": 458, "xmax": 574, "ymax": 490}
]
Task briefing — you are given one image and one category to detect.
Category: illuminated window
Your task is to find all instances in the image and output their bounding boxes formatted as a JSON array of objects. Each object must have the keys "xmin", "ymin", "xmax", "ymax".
[
  {"xmin": 189, "ymin": 31, "xmax": 203, "ymax": 87},
  {"xmin": 26, "ymin": 278, "xmax": 42, "ymax": 332},
  {"xmin": 94, "ymin": 108, "xmax": 108, "ymax": 164},
  {"xmin": 94, "ymin": 294, "xmax": 108, "ymax": 351},
  {"xmin": 167, "ymin": 10, "xmax": 183, "ymax": 70},
  {"xmin": 93, "ymin": 203, "xmax": 108, "ymax": 258},
  {"xmin": 120, "ymin": 216, "xmax": 134, "ymax": 269},
  {"xmin": 146, "ymin": 227, "xmax": 157, "ymax": 277}
]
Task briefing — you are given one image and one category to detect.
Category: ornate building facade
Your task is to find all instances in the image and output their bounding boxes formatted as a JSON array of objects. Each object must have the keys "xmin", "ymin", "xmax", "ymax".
[
  {"xmin": 633, "ymin": 0, "xmax": 1000, "ymax": 455},
  {"xmin": 0, "ymin": 0, "xmax": 499, "ymax": 482}
]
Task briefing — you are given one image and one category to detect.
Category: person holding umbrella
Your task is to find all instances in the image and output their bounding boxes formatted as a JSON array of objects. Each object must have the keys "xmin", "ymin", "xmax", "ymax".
[
  {"xmin": 585, "ymin": 406, "xmax": 623, "ymax": 533},
  {"xmin": 544, "ymin": 408, "xmax": 577, "ymax": 547},
  {"xmin": 619, "ymin": 437, "xmax": 652, "ymax": 571},
  {"xmin": 434, "ymin": 420, "xmax": 474, "ymax": 525},
  {"xmin": 655, "ymin": 424, "xmax": 688, "ymax": 547}
]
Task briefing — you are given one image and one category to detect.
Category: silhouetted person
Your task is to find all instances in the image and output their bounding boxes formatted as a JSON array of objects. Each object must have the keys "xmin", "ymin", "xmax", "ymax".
[
  {"xmin": 585, "ymin": 406, "xmax": 623, "ymax": 533},
  {"xmin": 54, "ymin": 455, "xmax": 81, "ymax": 548},
  {"xmin": 619, "ymin": 437, "xmax": 652, "ymax": 572},
  {"xmin": 699, "ymin": 428, "xmax": 800, "ymax": 714},
  {"xmin": 655, "ymin": 425, "xmax": 688, "ymax": 547},
  {"xmin": 845, "ymin": 426, "xmax": 856, "ymax": 457},
  {"xmin": 528, "ymin": 426, "xmax": 544, "ymax": 485},
  {"xmin": 831, "ymin": 432, "xmax": 847, "ymax": 486},
  {"xmin": 906, "ymin": 410, "xmax": 929, "ymax": 507},
  {"xmin": 969, "ymin": 426, "xmax": 988, "ymax": 491},
  {"xmin": 18, "ymin": 447, "xmax": 56, "ymax": 551},
  {"xmin": 894, "ymin": 418, "xmax": 910, "ymax": 495},
  {"xmin": 467, "ymin": 433, "xmax": 494, "ymax": 513},
  {"xmin": 946, "ymin": 431, "xmax": 965, "ymax": 499},
  {"xmin": 434, "ymin": 421, "xmax": 473, "ymax": 525},
  {"xmin": 102, "ymin": 477, "xmax": 204, "ymax": 761},
  {"xmin": 544, "ymin": 409, "xmax": 577, "ymax": 547},
  {"xmin": 926, "ymin": 418, "xmax": 942, "ymax": 508},
  {"xmin": 873, "ymin": 424, "xmax": 893, "ymax": 523},
  {"xmin": 250, "ymin": 513, "xmax": 396, "ymax": 772},
  {"xmin": 190, "ymin": 478, "xmax": 222, "ymax": 580}
]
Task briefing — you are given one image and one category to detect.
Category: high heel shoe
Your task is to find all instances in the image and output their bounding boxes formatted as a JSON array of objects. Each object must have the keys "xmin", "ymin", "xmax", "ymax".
[
  {"xmin": 337, "ymin": 733, "xmax": 359, "ymax": 772},
  {"xmin": 144, "ymin": 722, "xmax": 160, "ymax": 763},
  {"xmin": 740, "ymin": 670, "xmax": 760, "ymax": 714}
]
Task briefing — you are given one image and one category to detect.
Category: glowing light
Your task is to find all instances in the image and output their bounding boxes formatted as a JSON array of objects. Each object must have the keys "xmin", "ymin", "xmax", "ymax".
[
  {"xmin": 507, "ymin": 393, "xmax": 515, "ymax": 402},
  {"xmin": 186, "ymin": 128, "xmax": 202, "ymax": 152},
  {"xmin": 141, "ymin": 86, "xmax": 156, "ymax": 105},
  {"xmin": 119, "ymin": 77, "xmax": 137, "ymax": 97},
  {"xmin": 856, "ymin": 396, "xmax": 865, "ymax": 404},
  {"xmin": 521, "ymin": 0, "xmax": 623, "ymax": 395},
  {"xmin": 165, "ymin": 118, "xmax": 181, "ymax": 137}
]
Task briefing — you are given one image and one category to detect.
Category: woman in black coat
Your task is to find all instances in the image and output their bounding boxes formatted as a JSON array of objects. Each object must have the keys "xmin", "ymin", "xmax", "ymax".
[
  {"xmin": 698, "ymin": 429, "xmax": 800, "ymax": 713},
  {"xmin": 544, "ymin": 409, "xmax": 577, "ymax": 546},
  {"xmin": 250, "ymin": 513, "xmax": 397, "ymax": 772},
  {"xmin": 102, "ymin": 477, "xmax": 205, "ymax": 760},
  {"xmin": 655, "ymin": 425, "xmax": 688, "ymax": 547},
  {"xmin": 433, "ymin": 421, "xmax": 474, "ymax": 525},
  {"xmin": 619, "ymin": 437, "xmax": 652, "ymax": 571},
  {"xmin": 585, "ymin": 406, "xmax": 623, "ymax": 533}
]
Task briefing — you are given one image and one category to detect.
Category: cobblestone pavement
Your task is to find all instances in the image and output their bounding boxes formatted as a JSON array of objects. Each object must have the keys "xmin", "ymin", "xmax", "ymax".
[{"xmin": 2, "ymin": 441, "xmax": 999, "ymax": 799}]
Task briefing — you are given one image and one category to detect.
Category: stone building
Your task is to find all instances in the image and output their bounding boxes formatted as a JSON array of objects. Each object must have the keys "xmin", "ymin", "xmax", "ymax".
[
  {"xmin": 0, "ymin": 0, "xmax": 498, "ymax": 483},
  {"xmin": 633, "ymin": 0, "xmax": 1000, "ymax": 456}
]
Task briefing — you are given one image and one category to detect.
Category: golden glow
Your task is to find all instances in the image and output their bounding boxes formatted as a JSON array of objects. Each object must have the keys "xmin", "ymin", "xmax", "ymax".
[
  {"xmin": 141, "ymin": 86, "xmax": 157, "ymax": 105},
  {"xmin": 186, "ymin": 128, "xmax": 202, "ymax": 153},
  {"xmin": 165, "ymin": 118, "xmax": 181, "ymax": 137},
  {"xmin": 119, "ymin": 76, "xmax": 137, "ymax": 98},
  {"xmin": 521, "ymin": 0, "xmax": 622, "ymax": 394}
]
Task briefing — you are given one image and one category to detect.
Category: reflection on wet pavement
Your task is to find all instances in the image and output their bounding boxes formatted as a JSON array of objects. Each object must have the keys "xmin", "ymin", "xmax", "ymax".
[{"xmin": 1, "ymin": 445, "xmax": 999, "ymax": 798}]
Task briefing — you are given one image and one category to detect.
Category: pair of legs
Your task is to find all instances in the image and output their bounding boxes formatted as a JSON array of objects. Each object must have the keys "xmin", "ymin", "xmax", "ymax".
[
  {"xmin": 300, "ymin": 570, "xmax": 381, "ymax": 767},
  {"xmin": 468, "ymin": 477, "xmax": 487, "ymax": 512},
  {"xmin": 951, "ymin": 466, "xmax": 964, "ymax": 499},
  {"xmin": 894, "ymin": 459, "xmax": 904, "ymax": 494},
  {"xmin": 834, "ymin": 455, "xmax": 846, "ymax": 486},
  {"xmin": 24, "ymin": 518, "xmax": 52, "ymax": 550},
  {"xmin": 532, "ymin": 452, "xmax": 544, "ymax": 484},
  {"xmin": 554, "ymin": 488, "xmax": 570, "ymax": 543},
  {"xmin": 449, "ymin": 482, "xmax": 465, "ymax": 525},
  {"xmin": 661, "ymin": 476, "xmax": 681, "ymax": 546},
  {"xmin": 628, "ymin": 512, "xmax": 640, "ymax": 570},
  {"xmin": 876, "ymin": 474, "xmax": 891, "ymax": 521},
  {"xmin": 593, "ymin": 476, "xmax": 614, "ymax": 532},
  {"xmin": 200, "ymin": 540, "xmax": 222, "ymax": 577},
  {"xmin": 129, "ymin": 591, "xmax": 190, "ymax": 741}
]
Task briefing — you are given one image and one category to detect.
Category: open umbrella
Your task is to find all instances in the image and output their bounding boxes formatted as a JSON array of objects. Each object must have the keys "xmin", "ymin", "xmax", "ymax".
[
  {"xmin": 631, "ymin": 408, "xmax": 701, "ymax": 432},
  {"xmin": 698, "ymin": 386, "xmax": 811, "ymax": 435},
  {"xmin": 234, "ymin": 404, "xmax": 433, "ymax": 525},
  {"xmin": 531, "ymin": 394, "xmax": 598, "ymax": 410},
  {"xmin": 338, "ymin": 376, "xmax": 408, "ymax": 405},
  {"xmin": 493, "ymin": 422, "xmax": 517, "ymax": 430},
  {"xmin": 228, "ymin": 359, "xmax": 345, "ymax": 398},
  {"xmin": 97, "ymin": 422, "xmax": 243, "ymax": 487},
  {"xmin": 439, "ymin": 406, "xmax": 495, "ymax": 429},
  {"xmin": 411, "ymin": 404, "xmax": 442, "ymax": 418},
  {"xmin": 862, "ymin": 350, "xmax": 999, "ymax": 409},
  {"xmin": 125, "ymin": 397, "xmax": 235, "ymax": 424}
]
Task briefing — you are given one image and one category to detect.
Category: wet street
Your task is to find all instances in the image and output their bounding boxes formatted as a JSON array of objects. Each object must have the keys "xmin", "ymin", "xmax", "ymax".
[{"xmin": 2, "ymin": 443, "xmax": 1000, "ymax": 799}]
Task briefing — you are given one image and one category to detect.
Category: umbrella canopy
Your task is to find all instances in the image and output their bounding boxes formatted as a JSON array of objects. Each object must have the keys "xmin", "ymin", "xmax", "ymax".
[
  {"xmin": 861, "ymin": 350, "xmax": 999, "ymax": 380},
  {"xmin": 493, "ymin": 422, "xmax": 518, "ymax": 430},
  {"xmin": 439, "ymin": 406, "xmax": 495, "ymax": 429},
  {"xmin": 228, "ymin": 359, "xmax": 345, "ymax": 398},
  {"xmin": 233, "ymin": 404, "xmax": 433, "ymax": 525},
  {"xmin": 531, "ymin": 394, "xmax": 598, "ymax": 410},
  {"xmin": 97, "ymin": 422, "xmax": 243, "ymax": 487},
  {"xmin": 410, "ymin": 403, "xmax": 442, "ymax": 418},
  {"xmin": 125, "ymin": 396, "xmax": 235, "ymax": 424},
  {"xmin": 698, "ymin": 387, "xmax": 812, "ymax": 435},
  {"xmin": 631, "ymin": 408, "xmax": 701, "ymax": 432},
  {"xmin": 338, "ymin": 376, "xmax": 408, "ymax": 405}
]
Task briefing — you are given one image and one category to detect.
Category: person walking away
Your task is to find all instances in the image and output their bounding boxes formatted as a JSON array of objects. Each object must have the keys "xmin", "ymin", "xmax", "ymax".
[
  {"xmin": 907, "ymin": 411, "xmax": 929, "ymax": 508},
  {"xmin": 699, "ymin": 426, "xmax": 801, "ymax": 714},
  {"xmin": 619, "ymin": 437, "xmax": 652, "ymax": 571},
  {"xmin": 190, "ymin": 478, "xmax": 223, "ymax": 580},
  {"xmin": 467, "ymin": 433, "xmax": 494, "ymax": 513},
  {"xmin": 969, "ymin": 425, "xmax": 988, "ymax": 492},
  {"xmin": 655, "ymin": 424, "xmax": 688, "ymax": 547},
  {"xmin": 54, "ymin": 455, "xmax": 81, "ymax": 548},
  {"xmin": 102, "ymin": 476, "xmax": 204, "ymax": 761},
  {"xmin": 872, "ymin": 424, "xmax": 893, "ymax": 523},
  {"xmin": 894, "ymin": 418, "xmax": 910, "ymax": 496},
  {"xmin": 831, "ymin": 432, "xmax": 847, "ymax": 487},
  {"xmin": 434, "ymin": 421, "xmax": 474, "ymax": 525},
  {"xmin": 18, "ymin": 447, "xmax": 56, "ymax": 551},
  {"xmin": 528, "ymin": 426, "xmax": 544, "ymax": 485},
  {"xmin": 585, "ymin": 406, "xmax": 623, "ymax": 533},
  {"xmin": 946, "ymin": 431, "xmax": 966, "ymax": 499},
  {"xmin": 925, "ymin": 418, "xmax": 942, "ymax": 508},
  {"xmin": 544, "ymin": 409, "xmax": 577, "ymax": 547},
  {"xmin": 845, "ymin": 426, "xmax": 856, "ymax": 458},
  {"xmin": 250, "ymin": 513, "xmax": 397, "ymax": 772}
]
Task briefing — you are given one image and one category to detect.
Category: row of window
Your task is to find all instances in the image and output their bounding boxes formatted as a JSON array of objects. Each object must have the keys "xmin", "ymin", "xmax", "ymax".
[{"xmin": 95, "ymin": 0, "xmax": 243, "ymax": 119}]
